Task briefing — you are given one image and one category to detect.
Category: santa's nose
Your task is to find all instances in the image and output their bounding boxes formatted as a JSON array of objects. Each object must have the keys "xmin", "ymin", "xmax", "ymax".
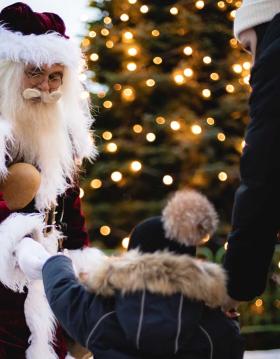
[{"xmin": 36, "ymin": 78, "xmax": 50, "ymax": 92}]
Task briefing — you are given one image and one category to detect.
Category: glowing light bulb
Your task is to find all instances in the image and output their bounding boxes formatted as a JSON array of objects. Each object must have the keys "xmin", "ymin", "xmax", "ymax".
[
  {"xmin": 146, "ymin": 79, "xmax": 155, "ymax": 87},
  {"xmin": 183, "ymin": 46, "xmax": 193, "ymax": 55},
  {"xmin": 183, "ymin": 68, "xmax": 193, "ymax": 77},
  {"xmin": 103, "ymin": 101, "xmax": 113, "ymax": 108},
  {"xmin": 127, "ymin": 62, "xmax": 137, "ymax": 71},
  {"xmin": 191, "ymin": 124, "xmax": 202, "ymax": 135},
  {"xmin": 210, "ymin": 72, "xmax": 219, "ymax": 80},
  {"xmin": 140, "ymin": 5, "xmax": 149, "ymax": 13},
  {"xmin": 203, "ymin": 56, "xmax": 212, "ymax": 64},
  {"xmin": 127, "ymin": 47, "xmax": 138, "ymax": 56},
  {"xmin": 174, "ymin": 74, "xmax": 185, "ymax": 85},
  {"xmin": 146, "ymin": 133, "xmax": 156, "ymax": 142},
  {"xmin": 133, "ymin": 124, "xmax": 143, "ymax": 133},
  {"xmin": 106, "ymin": 40, "xmax": 114, "ymax": 48},
  {"xmin": 101, "ymin": 28, "xmax": 110, "ymax": 36},
  {"xmin": 122, "ymin": 237, "xmax": 130, "ymax": 249},
  {"xmin": 218, "ymin": 171, "xmax": 227, "ymax": 181},
  {"xmin": 100, "ymin": 225, "xmax": 111, "ymax": 236},
  {"xmin": 89, "ymin": 31, "xmax": 96, "ymax": 38},
  {"xmin": 79, "ymin": 188, "xmax": 84, "ymax": 198},
  {"xmin": 202, "ymin": 89, "xmax": 211, "ymax": 98},
  {"xmin": 128, "ymin": 0, "xmax": 137, "ymax": 3},
  {"xmin": 207, "ymin": 117, "xmax": 215, "ymax": 125},
  {"xmin": 156, "ymin": 116, "xmax": 165, "ymax": 124},
  {"xmin": 151, "ymin": 29, "xmax": 160, "ymax": 37},
  {"xmin": 120, "ymin": 13, "xmax": 129, "ymax": 21},
  {"xmin": 123, "ymin": 31, "xmax": 133, "ymax": 41},
  {"xmin": 153, "ymin": 57, "xmax": 162, "ymax": 64},
  {"xmin": 163, "ymin": 175, "xmax": 173, "ymax": 185},
  {"xmin": 90, "ymin": 53, "xmax": 99, "ymax": 61},
  {"xmin": 170, "ymin": 7, "xmax": 178, "ymax": 15},
  {"xmin": 170, "ymin": 121, "xmax": 181, "ymax": 130},
  {"xmin": 195, "ymin": 1, "xmax": 205, "ymax": 9},
  {"xmin": 130, "ymin": 161, "xmax": 142, "ymax": 172},
  {"xmin": 106, "ymin": 142, "xmax": 118, "ymax": 152},
  {"xmin": 111, "ymin": 171, "xmax": 122, "ymax": 182},
  {"xmin": 122, "ymin": 87, "xmax": 136, "ymax": 101},
  {"xmin": 103, "ymin": 17, "xmax": 112, "ymax": 24},
  {"xmin": 232, "ymin": 64, "xmax": 242, "ymax": 73},
  {"xmin": 90, "ymin": 179, "xmax": 102, "ymax": 189},
  {"xmin": 243, "ymin": 62, "xmax": 251, "ymax": 70},
  {"xmin": 217, "ymin": 132, "xmax": 226, "ymax": 141},
  {"xmin": 226, "ymin": 84, "xmax": 235, "ymax": 93}
]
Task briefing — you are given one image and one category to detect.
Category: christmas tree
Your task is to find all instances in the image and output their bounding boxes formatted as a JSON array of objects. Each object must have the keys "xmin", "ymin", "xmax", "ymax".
[{"xmin": 81, "ymin": 0, "xmax": 280, "ymax": 341}]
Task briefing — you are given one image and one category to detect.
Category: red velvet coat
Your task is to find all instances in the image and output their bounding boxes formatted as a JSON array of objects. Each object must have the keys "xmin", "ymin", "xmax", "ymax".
[{"xmin": 0, "ymin": 187, "xmax": 89, "ymax": 359}]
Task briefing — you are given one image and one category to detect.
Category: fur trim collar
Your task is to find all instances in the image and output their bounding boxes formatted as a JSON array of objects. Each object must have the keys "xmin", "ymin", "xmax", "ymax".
[
  {"xmin": 84, "ymin": 250, "xmax": 228, "ymax": 308},
  {"xmin": 0, "ymin": 25, "xmax": 81, "ymax": 68}
]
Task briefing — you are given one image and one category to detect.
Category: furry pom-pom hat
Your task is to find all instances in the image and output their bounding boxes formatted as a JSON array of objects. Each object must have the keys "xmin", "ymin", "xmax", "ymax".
[{"xmin": 128, "ymin": 189, "xmax": 218, "ymax": 255}]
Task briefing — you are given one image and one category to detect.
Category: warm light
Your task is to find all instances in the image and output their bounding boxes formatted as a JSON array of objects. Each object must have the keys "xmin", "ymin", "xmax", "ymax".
[
  {"xmin": 140, "ymin": 5, "xmax": 149, "ymax": 13},
  {"xmin": 217, "ymin": 132, "xmax": 226, "ymax": 142},
  {"xmin": 114, "ymin": 84, "xmax": 122, "ymax": 91},
  {"xmin": 224, "ymin": 242, "xmax": 228, "ymax": 250},
  {"xmin": 106, "ymin": 40, "xmax": 114, "ymax": 48},
  {"xmin": 255, "ymin": 299, "xmax": 263, "ymax": 307},
  {"xmin": 203, "ymin": 56, "xmax": 212, "ymax": 64},
  {"xmin": 153, "ymin": 56, "xmax": 162, "ymax": 64},
  {"xmin": 217, "ymin": 1, "xmax": 226, "ymax": 9},
  {"xmin": 163, "ymin": 175, "xmax": 173, "ymax": 185},
  {"xmin": 156, "ymin": 116, "xmax": 165, "ymax": 124},
  {"xmin": 128, "ymin": 0, "xmax": 137, "ymax": 3},
  {"xmin": 102, "ymin": 131, "xmax": 112, "ymax": 140},
  {"xmin": 130, "ymin": 161, "xmax": 142, "ymax": 172},
  {"xmin": 184, "ymin": 68, "xmax": 193, "ymax": 77},
  {"xmin": 202, "ymin": 89, "xmax": 211, "ymax": 98},
  {"xmin": 244, "ymin": 75, "xmax": 250, "ymax": 85},
  {"xmin": 146, "ymin": 133, "xmax": 156, "ymax": 142},
  {"xmin": 100, "ymin": 225, "xmax": 111, "ymax": 236},
  {"xmin": 235, "ymin": 1, "xmax": 242, "ymax": 7},
  {"xmin": 218, "ymin": 171, "xmax": 228, "ymax": 181},
  {"xmin": 98, "ymin": 91, "xmax": 106, "ymax": 98},
  {"xmin": 90, "ymin": 179, "xmax": 102, "ymax": 189},
  {"xmin": 230, "ymin": 38, "xmax": 238, "ymax": 48},
  {"xmin": 111, "ymin": 171, "xmax": 122, "ymax": 182},
  {"xmin": 107, "ymin": 142, "xmax": 118, "ymax": 152},
  {"xmin": 79, "ymin": 188, "xmax": 84, "ymax": 198},
  {"xmin": 80, "ymin": 91, "xmax": 90, "ymax": 100},
  {"xmin": 191, "ymin": 124, "xmax": 202, "ymax": 135},
  {"xmin": 123, "ymin": 31, "xmax": 133, "ymax": 41},
  {"xmin": 101, "ymin": 28, "xmax": 110, "ymax": 36},
  {"xmin": 183, "ymin": 46, "xmax": 193, "ymax": 55},
  {"xmin": 241, "ymin": 140, "xmax": 246, "ymax": 149},
  {"xmin": 151, "ymin": 29, "xmax": 160, "ymax": 37},
  {"xmin": 122, "ymin": 87, "xmax": 136, "ymax": 101},
  {"xmin": 122, "ymin": 237, "xmax": 130, "ymax": 249},
  {"xmin": 200, "ymin": 234, "xmax": 210, "ymax": 243},
  {"xmin": 230, "ymin": 10, "xmax": 236, "ymax": 19},
  {"xmin": 174, "ymin": 74, "xmax": 185, "ymax": 85},
  {"xmin": 210, "ymin": 72, "xmax": 219, "ymax": 81},
  {"xmin": 133, "ymin": 124, "xmax": 143, "ymax": 133},
  {"xmin": 128, "ymin": 47, "xmax": 138, "ymax": 56},
  {"xmin": 104, "ymin": 17, "xmax": 112, "ymax": 24},
  {"xmin": 170, "ymin": 7, "xmax": 178, "ymax": 15},
  {"xmin": 90, "ymin": 53, "xmax": 99, "ymax": 61},
  {"xmin": 226, "ymin": 84, "xmax": 235, "ymax": 93},
  {"xmin": 207, "ymin": 117, "xmax": 215, "ymax": 125},
  {"xmin": 243, "ymin": 61, "xmax": 251, "ymax": 70},
  {"xmin": 89, "ymin": 31, "xmax": 96, "ymax": 38},
  {"xmin": 146, "ymin": 79, "xmax": 155, "ymax": 87},
  {"xmin": 232, "ymin": 64, "xmax": 242, "ymax": 73},
  {"xmin": 120, "ymin": 13, "xmax": 129, "ymax": 21},
  {"xmin": 195, "ymin": 0, "xmax": 205, "ymax": 9},
  {"xmin": 127, "ymin": 62, "xmax": 137, "ymax": 71},
  {"xmin": 170, "ymin": 121, "xmax": 181, "ymax": 131},
  {"xmin": 103, "ymin": 101, "xmax": 113, "ymax": 109},
  {"xmin": 82, "ymin": 38, "xmax": 90, "ymax": 47}
]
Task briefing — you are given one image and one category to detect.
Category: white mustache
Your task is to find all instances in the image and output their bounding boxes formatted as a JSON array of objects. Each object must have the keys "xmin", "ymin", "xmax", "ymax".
[{"xmin": 22, "ymin": 88, "xmax": 62, "ymax": 104}]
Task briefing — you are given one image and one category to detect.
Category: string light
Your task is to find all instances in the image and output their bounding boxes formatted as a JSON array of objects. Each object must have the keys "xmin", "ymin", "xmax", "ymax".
[
  {"xmin": 170, "ymin": 120, "xmax": 181, "ymax": 130},
  {"xmin": 106, "ymin": 142, "xmax": 118, "ymax": 152},
  {"xmin": 106, "ymin": 40, "xmax": 114, "ymax": 48},
  {"xmin": 111, "ymin": 171, "xmax": 122, "ymax": 182},
  {"xmin": 100, "ymin": 225, "xmax": 111, "ymax": 236},
  {"xmin": 217, "ymin": 132, "xmax": 226, "ymax": 141},
  {"xmin": 127, "ymin": 47, "xmax": 138, "ymax": 56},
  {"xmin": 230, "ymin": 10, "xmax": 236, "ymax": 19},
  {"xmin": 122, "ymin": 237, "xmax": 130, "ymax": 249},
  {"xmin": 170, "ymin": 7, "xmax": 179, "ymax": 15},
  {"xmin": 123, "ymin": 31, "xmax": 134, "ymax": 41},
  {"xmin": 103, "ymin": 100, "xmax": 113, "ymax": 108},
  {"xmin": 121, "ymin": 87, "xmax": 136, "ymax": 101},
  {"xmin": 146, "ymin": 133, "xmax": 156, "ymax": 142},
  {"xmin": 79, "ymin": 188, "xmax": 85, "ymax": 198},
  {"xmin": 224, "ymin": 242, "xmax": 228, "ymax": 250},
  {"xmin": 244, "ymin": 75, "xmax": 250, "ymax": 85},
  {"xmin": 127, "ymin": 62, "xmax": 137, "ymax": 71},
  {"xmin": 133, "ymin": 124, "xmax": 143, "ymax": 133},
  {"xmin": 102, "ymin": 131, "xmax": 113, "ymax": 140},
  {"xmin": 191, "ymin": 124, "xmax": 202, "ymax": 135},
  {"xmin": 101, "ymin": 28, "xmax": 110, "ymax": 36},
  {"xmin": 243, "ymin": 61, "xmax": 251, "ymax": 70},
  {"xmin": 174, "ymin": 74, "xmax": 185, "ymax": 85},
  {"xmin": 202, "ymin": 89, "xmax": 211, "ymax": 98},
  {"xmin": 128, "ymin": 0, "xmax": 137, "ymax": 3},
  {"xmin": 153, "ymin": 56, "xmax": 162, "ymax": 64},
  {"xmin": 90, "ymin": 179, "xmax": 102, "ymax": 189},
  {"xmin": 120, "ymin": 13, "xmax": 129, "ymax": 21},
  {"xmin": 232, "ymin": 64, "xmax": 242, "ymax": 73},
  {"xmin": 230, "ymin": 38, "xmax": 238, "ymax": 48},
  {"xmin": 218, "ymin": 171, "xmax": 228, "ymax": 181},
  {"xmin": 89, "ymin": 31, "xmax": 96, "ymax": 38},
  {"xmin": 226, "ymin": 84, "xmax": 235, "ymax": 93},
  {"xmin": 97, "ymin": 91, "xmax": 106, "ymax": 98},
  {"xmin": 183, "ymin": 46, "xmax": 193, "ymax": 55},
  {"xmin": 163, "ymin": 175, "xmax": 173, "ymax": 185},
  {"xmin": 90, "ymin": 53, "xmax": 99, "ymax": 61},
  {"xmin": 114, "ymin": 84, "xmax": 122, "ymax": 91},
  {"xmin": 195, "ymin": 1, "xmax": 205, "ymax": 9},
  {"xmin": 103, "ymin": 16, "xmax": 112, "ymax": 24},
  {"xmin": 140, "ymin": 5, "xmax": 149, "ymax": 13},
  {"xmin": 183, "ymin": 68, "xmax": 193, "ymax": 77},
  {"xmin": 210, "ymin": 72, "xmax": 219, "ymax": 80},
  {"xmin": 203, "ymin": 56, "xmax": 212, "ymax": 64},
  {"xmin": 82, "ymin": 38, "xmax": 90, "ymax": 47},
  {"xmin": 206, "ymin": 117, "xmax": 215, "ymax": 125},
  {"xmin": 156, "ymin": 116, "xmax": 165, "ymax": 124},
  {"xmin": 146, "ymin": 79, "xmax": 155, "ymax": 87},
  {"xmin": 151, "ymin": 29, "xmax": 160, "ymax": 37},
  {"xmin": 217, "ymin": 1, "xmax": 226, "ymax": 9},
  {"xmin": 130, "ymin": 161, "xmax": 142, "ymax": 172},
  {"xmin": 255, "ymin": 299, "xmax": 263, "ymax": 308}
]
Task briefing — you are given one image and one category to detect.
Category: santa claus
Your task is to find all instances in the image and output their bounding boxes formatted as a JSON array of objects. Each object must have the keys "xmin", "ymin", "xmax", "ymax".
[{"xmin": 0, "ymin": 2, "xmax": 97, "ymax": 358}]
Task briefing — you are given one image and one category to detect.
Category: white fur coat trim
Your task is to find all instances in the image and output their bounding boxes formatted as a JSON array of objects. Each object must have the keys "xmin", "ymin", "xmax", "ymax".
[
  {"xmin": 0, "ymin": 117, "xmax": 12, "ymax": 179},
  {"xmin": 0, "ymin": 25, "xmax": 81, "ymax": 68}
]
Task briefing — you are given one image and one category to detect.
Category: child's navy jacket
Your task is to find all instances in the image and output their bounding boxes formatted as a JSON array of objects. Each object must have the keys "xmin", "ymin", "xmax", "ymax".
[{"xmin": 42, "ymin": 250, "xmax": 244, "ymax": 359}]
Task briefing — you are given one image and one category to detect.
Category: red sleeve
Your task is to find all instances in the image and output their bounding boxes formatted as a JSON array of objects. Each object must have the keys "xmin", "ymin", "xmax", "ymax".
[
  {"xmin": 61, "ymin": 187, "xmax": 89, "ymax": 249},
  {"xmin": 0, "ymin": 193, "xmax": 12, "ymax": 222}
]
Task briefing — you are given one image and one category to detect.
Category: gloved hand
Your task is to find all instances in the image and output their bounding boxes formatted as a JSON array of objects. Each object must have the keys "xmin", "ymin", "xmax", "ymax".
[{"xmin": 16, "ymin": 237, "xmax": 51, "ymax": 280}]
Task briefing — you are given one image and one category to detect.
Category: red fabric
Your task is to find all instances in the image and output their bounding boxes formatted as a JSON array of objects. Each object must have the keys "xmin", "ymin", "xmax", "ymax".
[
  {"xmin": 0, "ymin": 188, "xmax": 88, "ymax": 358},
  {"xmin": 0, "ymin": 2, "xmax": 69, "ymax": 38}
]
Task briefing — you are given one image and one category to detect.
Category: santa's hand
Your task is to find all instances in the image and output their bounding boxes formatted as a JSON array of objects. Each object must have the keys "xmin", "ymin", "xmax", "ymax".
[{"xmin": 16, "ymin": 237, "xmax": 51, "ymax": 280}]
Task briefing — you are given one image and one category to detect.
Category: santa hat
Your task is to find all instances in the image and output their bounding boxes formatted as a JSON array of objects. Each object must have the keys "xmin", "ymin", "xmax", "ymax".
[
  {"xmin": 0, "ymin": 2, "xmax": 81, "ymax": 68},
  {"xmin": 234, "ymin": 0, "xmax": 280, "ymax": 41},
  {"xmin": 128, "ymin": 189, "xmax": 218, "ymax": 255}
]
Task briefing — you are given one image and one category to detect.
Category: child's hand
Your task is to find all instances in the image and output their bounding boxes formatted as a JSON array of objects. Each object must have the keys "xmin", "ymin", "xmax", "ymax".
[{"xmin": 222, "ymin": 296, "xmax": 241, "ymax": 318}]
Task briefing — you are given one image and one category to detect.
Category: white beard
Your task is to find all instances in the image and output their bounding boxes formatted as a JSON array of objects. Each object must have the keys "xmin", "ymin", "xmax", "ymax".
[{"xmin": 8, "ymin": 98, "xmax": 77, "ymax": 211}]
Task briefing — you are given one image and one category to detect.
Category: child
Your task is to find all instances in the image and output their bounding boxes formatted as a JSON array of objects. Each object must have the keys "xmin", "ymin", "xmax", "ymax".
[{"xmin": 17, "ymin": 189, "xmax": 244, "ymax": 359}]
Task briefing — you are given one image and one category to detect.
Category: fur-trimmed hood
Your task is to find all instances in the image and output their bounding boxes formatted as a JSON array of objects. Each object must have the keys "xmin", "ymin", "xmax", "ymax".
[{"xmin": 83, "ymin": 250, "xmax": 228, "ymax": 308}]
